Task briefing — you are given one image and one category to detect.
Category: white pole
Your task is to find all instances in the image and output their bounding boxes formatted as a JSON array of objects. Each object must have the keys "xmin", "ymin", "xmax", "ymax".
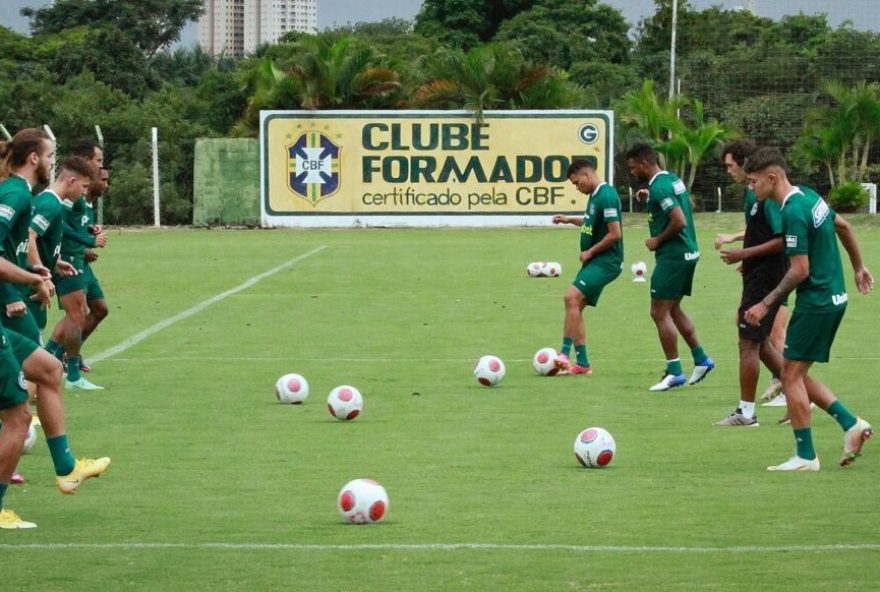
[
  {"xmin": 669, "ymin": 0, "xmax": 678, "ymax": 101},
  {"xmin": 628, "ymin": 186, "xmax": 634, "ymax": 213},
  {"xmin": 716, "ymin": 187, "xmax": 722, "ymax": 213},
  {"xmin": 152, "ymin": 127, "xmax": 160, "ymax": 228},
  {"xmin": 95, "ymin": 125, "xmax": 105, "ymax": 225},
  {"xmin": 43, "ymin": 124, "xmax": 57, "ymax": 183}
]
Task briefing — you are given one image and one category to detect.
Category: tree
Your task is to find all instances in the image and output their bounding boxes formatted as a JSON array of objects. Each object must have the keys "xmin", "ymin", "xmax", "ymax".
[
  {"xmin": 22, "ymin": 0, "xmax": 203, "ymax": 58},
  {"xmin": 414, "ymin": 0, "xmax": 536, "ymax": 50},
  {"xmin": 412, "ymin": 42, "xmax": 583, "ymax": 117}
]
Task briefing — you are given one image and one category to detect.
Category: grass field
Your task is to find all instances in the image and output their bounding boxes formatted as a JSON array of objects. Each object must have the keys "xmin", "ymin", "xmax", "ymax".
[{"xmin": 3, "ymin": 213, "xmax": 880, "ymax": 591}]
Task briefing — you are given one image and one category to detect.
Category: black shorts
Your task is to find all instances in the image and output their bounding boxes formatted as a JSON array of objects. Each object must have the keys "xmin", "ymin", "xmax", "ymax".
[{"xmin": 738, "ymin": 275, "xmax": 780, "ymax": 342}]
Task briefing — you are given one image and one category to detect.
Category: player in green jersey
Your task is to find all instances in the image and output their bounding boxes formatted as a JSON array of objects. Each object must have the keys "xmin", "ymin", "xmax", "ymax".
[
  {"xmin": 551, "ymin": 159, "xmax": 623, "ymax": 375},
  {"xmin": 743, "ymin": 147, "xmax": 874, "ymax": 471},
  {"xmin": 46, "ymin": 141, "xmax": 107, "ymax": 390},
  {"xmin": 712, "ymin": 141, "xmax": 787, "ymax": 427},
  {"xmin": 715, "ymin": 141, "xmax": 790, "ymax": 409},
  {"xmin": 0, "ymin": 130, "xmax": 110, "ymax": 527},
  {"xmin": 625, "ymin": 144, "xmax": 715, "ymax": 392},
  {"xmin": 78, "ymin": 164, "xmax": 110, "ymax": 372}
]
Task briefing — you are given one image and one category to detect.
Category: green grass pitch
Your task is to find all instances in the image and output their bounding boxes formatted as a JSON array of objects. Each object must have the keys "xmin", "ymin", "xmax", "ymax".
[{"xmin": 3, "ymin": 214, "xmax": 880, "ymax": 591}]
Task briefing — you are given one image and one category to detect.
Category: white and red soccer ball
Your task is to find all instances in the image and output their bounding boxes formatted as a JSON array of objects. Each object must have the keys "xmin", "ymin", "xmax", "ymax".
[
  {"xmin": 526, "ymin": 261, "xmax": 545, "ymax": 277},
  {"xmin": 631, "ymin": 261, "xmax": 647, "ymax": 282},
  {"xmin": 573, "ymin": 427, "xmax": 616, "ymax": 468},
  {"xmin": 543, "ymin": 262, "xmax": 562, "ymax": 277},
  {"xmin": 337, "ymin": 478, "xmax": 389, "ymax": 524},
  {"xmin": 532, "ymin": 347, "xmax": 560, "ymax": 376},
  {"xmin": 275, "ymin": 373, "xmax": 310, "ymax": 404},
  {"xmin": 327, "ymin": 385, "xmax": 364, "ymax": 420},
  {"xmin": 474, "ymin": 355, "xmax": 506, "ymax": 387}
]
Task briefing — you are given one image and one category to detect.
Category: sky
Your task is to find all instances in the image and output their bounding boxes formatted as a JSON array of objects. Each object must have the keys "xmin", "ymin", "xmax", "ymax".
[{"xmin": 1, "ymin": 0, "xmax": 877, "ymax": 45}]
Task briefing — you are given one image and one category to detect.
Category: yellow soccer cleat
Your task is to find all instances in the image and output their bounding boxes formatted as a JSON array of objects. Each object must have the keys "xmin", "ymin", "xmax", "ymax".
[
  {"xmin": 56, "ymin": 457, "xmax": 111, "ymax": 494},
  {"xmin": 0, "ymin": 508, "xmax": 37, "ymax": 529}
]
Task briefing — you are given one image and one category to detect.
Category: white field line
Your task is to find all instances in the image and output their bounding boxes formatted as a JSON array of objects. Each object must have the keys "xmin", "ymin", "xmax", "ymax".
[
  {"xmin": 88, "ymin": 246, "xmax": 327, "ymax": 365},
  {"xmin": 97, "ymin": 355, "xmax": 880, "ymax": 364},
  {"xmin": 0, "ymin": 542, "xmax": 878, "ymax": 553}
]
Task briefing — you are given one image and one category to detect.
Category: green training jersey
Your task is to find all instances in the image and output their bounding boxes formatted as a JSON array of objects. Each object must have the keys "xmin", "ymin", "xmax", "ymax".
[
  {"xmin": 781, "ymin": 186, "xmax": 847, "ymax": 313},
  {"xmin": 60, "ymin": 195, "xmax": 95, "ymax": 261},
  {"xmin": 580, "ymin": 182, "xmax": 624, "ymax": 268},
  {"xmin": 30, "ymin": 189, "xmax": 72, "ymax": 271},
  {"xmin": 646, "ymin": 171, "xmax": 699, "ymax": 263},
  {"xmin": 0, "ymin": 175, "xmax": 34, "ymax": 269}
]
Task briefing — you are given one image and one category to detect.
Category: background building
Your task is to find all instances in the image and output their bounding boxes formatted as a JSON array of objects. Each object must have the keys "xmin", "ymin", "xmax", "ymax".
[{"xmin": 198, "ymin": 0, "xmax": 318, "ymax": 57}]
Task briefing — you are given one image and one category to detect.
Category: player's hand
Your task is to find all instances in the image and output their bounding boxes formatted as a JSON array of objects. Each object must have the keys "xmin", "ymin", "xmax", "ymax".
[
  {"xmin": 744, "ymin": 301, "xmax": 768, "ymax": 326},
  {"xmin": 6, "ymin": 301, "xmax": 25, "ymax": 318},
  {"xmin": 30, "ymin": 264, "xmax": 51, "ymax": 280},
  {"xmin": 855, "ymin": 267, "xmax": 874, "ymax": 294},
  {"xmin": 84, "ymin": 250, "xmax": 98, "ymax": 263},
  {"xmin": 55, "ymin": 260, "xmax": 78, "ymax": 277},
  {"xmin": 552, "ymin": 214, "xmax": 567, "ymax": 225},
  {"xmin": 88, "ymin": 224, "xmax": 103, "ymax": 235},
  {"xmin": 634, "ymin": 188, "xmax": 649, "ymax": 202},
  {"xmin": 736, "ymin": 264, "xmax": 743, "ymax": 275},
  {"xmin": 94, "ymin": 233, "xmax": 108, "ymax": 248},
  {"xmin": 714, "ymin": 233, "xmax": 734, "ymax": 250},
  {"xmin": 579, "ymin": 250, "xmax": 592, "ymax": 264},
  {"xmin": 645, "ymin": 236, "xmax": 660, "ymax": 251},
  {"xmin": 29, "ymin": 279, "xmax": 52, "ymax": 307},
  {"xmin": 720, "ymin": 249, "xmax": 744, "ymax": 264}
]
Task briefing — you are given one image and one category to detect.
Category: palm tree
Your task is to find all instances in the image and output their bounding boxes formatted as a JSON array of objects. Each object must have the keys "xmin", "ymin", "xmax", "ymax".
[{"xmin": 615, "ymin": 79, "xmax": 686, "ymax": 169}]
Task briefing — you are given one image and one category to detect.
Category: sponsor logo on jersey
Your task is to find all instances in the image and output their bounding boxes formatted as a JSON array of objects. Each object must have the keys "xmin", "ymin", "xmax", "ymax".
[
  {"xmin": 684, "ymin": 251, "xmax": 700, "ymax": 261},
  {"xmin": 812, "ymin": 199, "xmax": 830, "ymax": 228},
  {"xmin": 33, "ymin": 215, "xmax": 49, "ymax": 232},
  {"xmin": 832, "ymin": 293, "xmax": 848, "ymax": 306},
  {"xmin": 286, "ymin": 129, "xmax": 341, "ymax": 206},
  {"xmin": 0, "ymin": 204, "xmax": 15, "ymax": 221},
  {"xmin": 672, "ymin": 179, "xmax": 687, "ymax": 194},
  {"xmin": 785, "ymin": 235, "xmax": 798, "ymax": 248},
  {"xmin": 603, "ymin": 208, "xmax": 617, "ymax": 218},
  {"xmin": 750, "ymin": 202, "xmax": 758, "ymax": 217},
  {"xmin": 660, "ymin": 197, "xmax": 674, "ymax": 210},
  {"xmin": 17, "ymin": 371, "xmax": 26, "ymax": 391}
]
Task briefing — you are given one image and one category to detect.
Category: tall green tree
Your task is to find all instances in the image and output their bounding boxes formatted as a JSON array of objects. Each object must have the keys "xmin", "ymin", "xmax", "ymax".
[{"xmin": 414, "ymin": 0, "xmax": 536, "ymax": 49}]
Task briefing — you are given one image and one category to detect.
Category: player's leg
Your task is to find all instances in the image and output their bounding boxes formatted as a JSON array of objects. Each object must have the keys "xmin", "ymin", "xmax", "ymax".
[
  {"xmin": 20, "ymin": 345, "xmax": 111, "ymax": 493},
  {"xmin": 667, "ymin": 263, "xmax": 714, "ymax": 384},
  {"xmin": 58, "ymin": 290, "xmax": 102, "ymax": 390},
  {"xmin": 714, "ymin": 337, "xmax": 761, "ymax": 427},
  {"xmin": 558, "ymin": 286, "xmax": 590, "ymax": 374},
  {"xmin": 79, "ymin": 268, "xmax": 107, "ymax": 373},
  {"xmin": 761, "ymin": 304, "xmax": 788, "ymax": 402},
  {"xmin": 648, "ymin": 298, "xmax": 685, "ymax": 391},
  {"xmin": 0, "ymin": 402, "xmax": 36, "ymax": 529}
]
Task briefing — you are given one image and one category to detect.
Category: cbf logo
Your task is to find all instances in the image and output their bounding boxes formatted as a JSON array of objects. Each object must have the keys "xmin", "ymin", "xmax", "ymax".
[{"xmin": 287, "ymin": 130, "xmax": 341, "ymax": 206}]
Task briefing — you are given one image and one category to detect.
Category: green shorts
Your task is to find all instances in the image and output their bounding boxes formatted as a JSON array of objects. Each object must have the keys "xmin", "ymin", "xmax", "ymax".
[
  {"xmin": 0, "ymin": 307, "xmax": 42, "ymax": 347},
  {"xmin": 0, "ymin": 328, "xmax": 28, "ymax": 410},
  {"xmin": 784, "ymin": 308, "xmax": 846, "ymax": 363},
  {"xmin": 54, "ymin": 256, "xmax": 87, "ymax": 299},
  {"xmin": 572, "ymin": 263, "xmax": 622, "ymax": 306},
  {"xmin": 83, "ymin": 264, "xmax": 105, "ymax": 302},
  {"xmin": 650, "ymin": 260, "xmax": 697, "ymax": 300},
  {"xmin": 25, "ymin": 298, "xmax": 47, "ymax": 331}
]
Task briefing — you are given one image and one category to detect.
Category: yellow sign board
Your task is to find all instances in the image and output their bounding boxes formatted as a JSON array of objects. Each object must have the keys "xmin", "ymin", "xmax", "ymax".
[{"xmin": 261, "ymin": 110, "xmax": 612, "ymax": 219}]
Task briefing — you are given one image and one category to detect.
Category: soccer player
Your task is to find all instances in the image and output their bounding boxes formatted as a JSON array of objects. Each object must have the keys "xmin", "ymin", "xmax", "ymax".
[
  {"xmin": 743, "ymin": 147, "xmax": 873, "ymax": 471},
  {"xmin": 78, "ymin": 165, "xmax": 110, "ymax": 370},
  {"xmin": 46, "ymin": 140, "xmax": 107, "ymax": 390},
  {"xmin": 551, "ymin": 159, "xmax": 623, "ymax": 375},
  {"xmin": 624, "ymin": 144, "xmax": 714, "ymax": 391},
  {"xmin": 712, "ymin": 140, "xmax": 786, "ymax": 426}
]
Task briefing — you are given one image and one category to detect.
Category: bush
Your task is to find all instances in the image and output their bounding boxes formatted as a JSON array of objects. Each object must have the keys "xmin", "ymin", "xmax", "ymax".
[{"xmin": 828, "ymin": 181, "xmax": 869, "ymax": 212}]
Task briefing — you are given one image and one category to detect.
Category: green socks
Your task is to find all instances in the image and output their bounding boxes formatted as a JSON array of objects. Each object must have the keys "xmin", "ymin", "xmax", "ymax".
[
  {"xmin": 691, "ymin": 345, "xmax": 708, "ymax": 365},
  {"xmin": 46, "ymin": 434, "xmax": 75, "ymax": 476},
  {"xmin": 666, "ymin": 358, "xmax": 683, "ymax": 376},
  {"xmin": 45, "ymin": 339, "xmax": 64, "ymax": 361},
  {"xmin": 827, "ymin": 400, "xmax": 858, "ymax": 431},
  {"xmin": 67, "ymin": 356, "xmax": 82, "ymax": 382},
  {"xmin": 0, "ymin": 482, "xmax": 7, "ymax": 509},
  {"xmin": 575, "ymin": 345, "xmax": 589, "ymax": 367},
  {"xmin": 561, "ymin": 337, "xmax": 574, "ymax": 358},
  {"xmin": 794, "ymin": 427, "xmax": 817, "ymax": 461}
]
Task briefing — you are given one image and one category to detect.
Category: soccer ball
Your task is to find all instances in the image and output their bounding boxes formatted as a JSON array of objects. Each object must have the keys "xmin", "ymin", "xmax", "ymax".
[
  {"xmin": 327, "ymin": 385, "xmax": 363, "ymax": 420},
  {"xmin": 474, "ymin": 355, "xmax": 505, "ymax": 387},
  {"xmin": 532, "ymin": 347, "xmax": 560, "ymax": 376},
  {"xmin": 542, "ymin": 262, "xmax": 562, "ymax": 277},
  {"xmin": 573, "ymin": 427, "xmax": 616, "ymax": 468},
  {"xmin": 275, "ymin": 373, "xmax": 309, "ymax": 404},
  {"xmin": 526, "ymin": 261, "xmax": 545, "ymax": 277},
  {"xmin": 22, "ymin": 423, "xmax": 37, "ymax": 454},
  {"xmin": 337, "ymin": 478, "xmax": 389, "ymax": 524},
  {"xmin": 631, "ymin": 261, "xmax": 647, "ymax": 282}
]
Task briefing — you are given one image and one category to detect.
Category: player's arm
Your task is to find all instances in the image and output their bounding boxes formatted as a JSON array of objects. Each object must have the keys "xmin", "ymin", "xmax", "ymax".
[
  {"xmin": 26, "ymin": 228, "xmax": 41, "ymax": 269},
  {"xmin": 646, "ymin": 205, "xmax": 685, "ymax": 251},
  {"xmin": 714, "ymin": 230, "xmax": 744, "ymax": 250},
  {"xmin": 834, "ymin": 214, "xmax": 874, "ymax": 293},
  {"xmin": 720, "ymin": 236, "xmax": 783, "ymax": 264},
  {"xmin": 552, "ymin": 214, "xmax": 583, "ymax": 226}
]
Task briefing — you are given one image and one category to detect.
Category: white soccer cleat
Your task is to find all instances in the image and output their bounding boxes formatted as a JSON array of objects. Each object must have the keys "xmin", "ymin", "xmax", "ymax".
[
  {"xmin": 649, "ymin": 373, "xmax": 686, "ymax": 392},
  {"xmin": 760, "ymin": 378, "xmax": 783, "ymax": 403},
  {"xmin": 767, "ymin": 455, "xmax": 820, "ymax": 472},
  {"xmin": 840, "ymin": 417, "xmax": 873, "ymax": 467},
  {"xmin": 762, "ymin": 394, "xmax": 787, "ymax": 407},
  {"xmin": 687, "ymin": 358, "xmax": 715, "ymax": 385}
]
